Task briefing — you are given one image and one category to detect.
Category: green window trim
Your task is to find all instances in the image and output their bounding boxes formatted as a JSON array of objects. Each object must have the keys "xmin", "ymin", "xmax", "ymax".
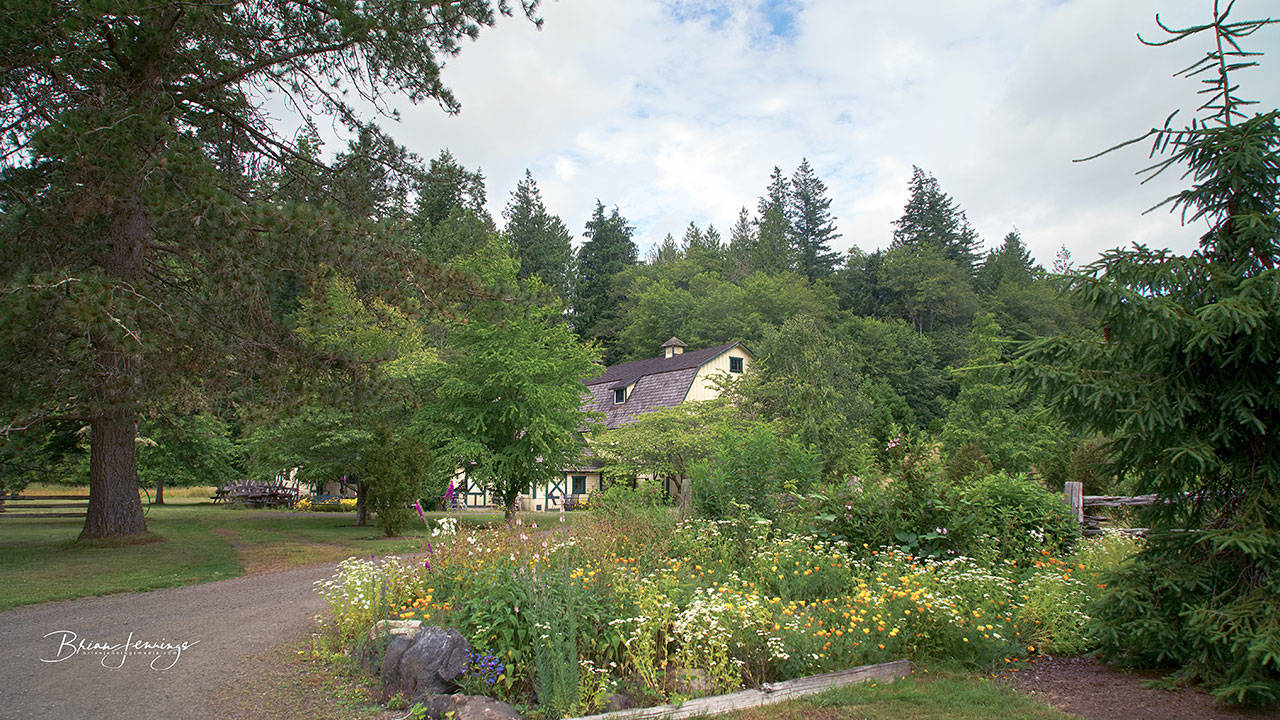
[{"xmin": 729, "ymin": 356, "xmax": 744, "ymax": 373}]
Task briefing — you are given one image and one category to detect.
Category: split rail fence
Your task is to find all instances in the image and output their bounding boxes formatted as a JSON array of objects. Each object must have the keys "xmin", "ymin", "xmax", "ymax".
[
  {"xmin": 0, "ymin": 494, "xmax": 88, "ymax": 519},
  {"xmin": 1063, "ymin": 481, "xmax": 1174, "ymax": 536}
]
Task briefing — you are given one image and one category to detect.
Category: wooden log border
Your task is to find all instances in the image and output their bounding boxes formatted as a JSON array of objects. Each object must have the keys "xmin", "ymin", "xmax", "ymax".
[{"xmin": 566, "ymin": 659, "xmax": 910, "ymax": 720}]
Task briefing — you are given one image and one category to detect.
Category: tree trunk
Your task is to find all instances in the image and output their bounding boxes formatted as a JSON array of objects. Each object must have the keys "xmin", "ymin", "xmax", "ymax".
[
  {"xmin": 81, "ymin": 184, "xmax": 150, "ymax": 539},
  {"xmin": 80, "ymin": 411, "xmax": 147, "ymax": 540},
  {"xmin": 355, "ymin": 479, "xmax": 369, "ymax": 526},
  {"xmin": 154, "ymin": 475, "xmax": 165, "ymax": 505}
]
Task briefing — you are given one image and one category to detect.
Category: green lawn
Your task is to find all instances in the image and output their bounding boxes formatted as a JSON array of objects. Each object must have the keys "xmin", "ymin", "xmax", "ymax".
[
  {"xmin": 0, "ymin": 498, "xmax": 574, "ymax": 611},
  {"xmin": 722, "ymin": 673, "xmax": 1074, "ymax": 720}
]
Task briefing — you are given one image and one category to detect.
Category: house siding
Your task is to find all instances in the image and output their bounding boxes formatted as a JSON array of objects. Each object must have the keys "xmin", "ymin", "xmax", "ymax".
[{"xmin": 684, "ymin": 346, "xmax": 752, "ymax": 401}]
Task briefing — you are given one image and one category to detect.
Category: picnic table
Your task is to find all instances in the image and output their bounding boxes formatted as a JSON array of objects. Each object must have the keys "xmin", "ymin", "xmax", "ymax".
[{"xmin": 212, "ymin": 482, "xmax": 299, "ymax": 508}]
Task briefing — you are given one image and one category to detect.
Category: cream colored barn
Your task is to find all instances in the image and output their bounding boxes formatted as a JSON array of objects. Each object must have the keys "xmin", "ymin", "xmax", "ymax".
[{"xmin": 454, "ymin": 338, "xmax": 753, "ymax": 512}]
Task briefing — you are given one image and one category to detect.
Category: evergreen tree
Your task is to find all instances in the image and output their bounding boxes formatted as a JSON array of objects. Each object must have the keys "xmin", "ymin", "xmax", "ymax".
[
  {"xmin": 1016, "ymin": 8, "xmax": 1280, "ymax": 704},
  {"xmin": 788, "ymin": 159, "xmax": 842, "ymax": 281},
  {"xmin": 649, "ymin": 233, "xmax": 682, "ymax": 265},
  {"xmin": 727, "ymin": 207, "xmax": 757, "ymax": 280},
  {"xmin": 415, "ymin": 149, "xmax": 491, "ymax": 229},
  {"xmin": 0, "ymin": 0, "xmax": 525, "ymax": 539},
  {"xmin": 976, "ymin": 230, "xmax": 1035, "ymax": 293},
  {"xmin": 752, "ymin": 167, "xmax": 794, "ymax": 274},
  {"xmin": 572, "ymin": 201, "xmax": 637, "ymax": 359},
  {"xmin": 503, "ymin": 170, "xmax": 573, "ymax": 295},
  {"xmin": 833, "ymin": 248, "xmax": 892, "ymax": 316},
  {"xmin": 891, "ymin": 167, "xmax": 982, "ymax": 271},
  {"xmin": 680, "ymin": 222, "xmax": 705, "ymax": 252}
]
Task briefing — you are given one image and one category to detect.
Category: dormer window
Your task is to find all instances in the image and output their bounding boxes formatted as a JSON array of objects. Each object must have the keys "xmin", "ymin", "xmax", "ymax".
[
  {"xmin": 614, "ymin": 388, "xmax": 626, "ymax": 404},
  {"xmin": 729, "ymin": 356, "xmax": 744, "ymax": 373}
]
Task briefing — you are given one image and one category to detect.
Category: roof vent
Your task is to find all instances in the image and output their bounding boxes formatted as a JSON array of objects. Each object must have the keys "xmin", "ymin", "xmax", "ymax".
[{"xmin": 662, "ymin": 336, "xmax": 687, "ymax": 359}]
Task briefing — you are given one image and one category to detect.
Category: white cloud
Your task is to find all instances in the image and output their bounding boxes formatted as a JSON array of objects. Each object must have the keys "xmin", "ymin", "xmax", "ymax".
[{"xmin": 368, "ymin": 0, "xmax": 1279, "ymax": 265}]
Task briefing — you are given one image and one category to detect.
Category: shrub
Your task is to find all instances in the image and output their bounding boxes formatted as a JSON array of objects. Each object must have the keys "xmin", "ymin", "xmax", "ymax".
[
  {"xmin": 952, "ymin": 472, "xmax": 1077, "ymax": 567},
  {"xmin": 945, "ymin": 442, "xmax": 993, "ymax": 487},
  {"xmin": 590, "ymin": 483, "xmax": 669, "ymax": 522},
  {"xmin": 690, "ymin": 424, "xmax": 819, "ymax": 521}
]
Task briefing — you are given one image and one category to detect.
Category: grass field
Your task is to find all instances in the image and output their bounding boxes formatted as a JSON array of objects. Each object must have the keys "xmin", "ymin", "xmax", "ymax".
[
  {"xmin": 720, "ymin": 673, "xmax": 1072, "ymax": 720},
  {"xmin": 0, "ymin": 488, "xmax": 575, "ymax": 611}
]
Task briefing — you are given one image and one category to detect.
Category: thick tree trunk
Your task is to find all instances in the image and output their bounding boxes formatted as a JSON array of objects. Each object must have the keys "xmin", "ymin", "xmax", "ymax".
[
  {"xmin": 81, "ymin": 181, "xmax": 150, "ymax": 539},
  {"xmin": 80, "ymin": 412, "xmax": 147, "ymax": 540}
]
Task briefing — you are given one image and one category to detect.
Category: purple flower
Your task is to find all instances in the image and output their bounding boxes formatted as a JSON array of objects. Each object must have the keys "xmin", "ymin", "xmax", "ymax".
[
  {"xmin": 423, "ymin": 558, "xmax": 431, "ymax": 571},
  {"xmin": 414, "ymin": 501, "xmax": 425, "ymax": 519}
]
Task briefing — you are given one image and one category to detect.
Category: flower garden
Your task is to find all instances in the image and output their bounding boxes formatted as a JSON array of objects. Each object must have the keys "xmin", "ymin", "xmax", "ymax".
[{"xmin": 314, "ymin": 499, "xmax": 1140, "ymax": 719}]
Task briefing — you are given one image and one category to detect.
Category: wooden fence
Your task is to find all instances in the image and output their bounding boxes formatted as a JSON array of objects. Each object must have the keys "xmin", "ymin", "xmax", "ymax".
[
  {"xmin": 1063, "ymin": 481, "xmax": 1163, "ymax": 536},
  {"xmin": 0, "ymin": 494, "xmax": 88, "ymax": 519}
]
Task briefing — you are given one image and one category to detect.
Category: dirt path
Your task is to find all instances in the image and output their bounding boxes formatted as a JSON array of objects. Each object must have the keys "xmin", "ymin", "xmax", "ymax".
[
  {"xmin": 1004, "ymin": 655, "xmax": 1280, "ymax": 720},
  {"xmin": 0, "ymin": 562, "xmax": 337, "ymax": 720}
]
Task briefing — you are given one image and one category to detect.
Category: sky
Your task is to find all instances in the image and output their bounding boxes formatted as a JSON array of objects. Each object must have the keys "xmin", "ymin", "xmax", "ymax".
[{"xmin": 336, "ymin": 0, "xmax": 1280, "ymax": 267}]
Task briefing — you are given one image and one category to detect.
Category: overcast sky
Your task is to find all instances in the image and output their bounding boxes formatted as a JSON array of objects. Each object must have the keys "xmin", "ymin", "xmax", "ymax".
[{"xmin": 344, "ymin": 0, "xmax": 1280, "ymax": 267}]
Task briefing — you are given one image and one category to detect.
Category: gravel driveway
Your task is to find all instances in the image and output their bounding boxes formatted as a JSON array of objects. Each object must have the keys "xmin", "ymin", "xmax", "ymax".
[{"xmin": 0, "ymin": 563, "xmax": 337, "ymax": 720}]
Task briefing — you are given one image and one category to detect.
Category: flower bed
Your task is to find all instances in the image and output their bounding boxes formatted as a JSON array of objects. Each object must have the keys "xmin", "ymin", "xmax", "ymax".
[
  {"xmin": 314, "ymin": 514, "xmax": 1139, "ymax": 718},
  {"xmin": 295, "ymin": 497, "xmax": 357, "ymax": 512}
]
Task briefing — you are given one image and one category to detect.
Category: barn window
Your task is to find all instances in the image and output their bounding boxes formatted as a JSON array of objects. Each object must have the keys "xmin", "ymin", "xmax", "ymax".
[
  {"xmin": 614, "ymin": 388, "xmax": 626, "ymax": 404},
  {"xmin": 729, "ymin": 356, "xmax": 744, "ymax": 373}
]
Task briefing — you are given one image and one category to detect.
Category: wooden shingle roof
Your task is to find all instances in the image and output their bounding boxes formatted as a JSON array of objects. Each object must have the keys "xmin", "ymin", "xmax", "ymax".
[{"xmin": 582, "ymin": 342, "xmax": 744, "ymax": 429}]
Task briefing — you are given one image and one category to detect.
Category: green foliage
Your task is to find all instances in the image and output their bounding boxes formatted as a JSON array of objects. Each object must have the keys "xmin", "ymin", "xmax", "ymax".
[
  {"xmin": 940, "ymin": 313, "xmax": 1072, "ymax": 478},
  {"xmin": 588, "ymin": 483, "xmax": 672, "ymax": 523},
  {"xmin": 245, "ymin": 274, "xmax": 435, "ymax": 523},
  {"xmin": 945, "ymin": 443, "xmax": 993, "ymax": 487},
  {"xmin": 787, "ymin": 159, "xmax": 841, "ymax": 282},
  {"xmin": 1014, "ymin": 8, "xmax": 1280, "ymax": 705},
  {"xmin": 689, "ymin": 422, "xmax": 819, "ymax": 521},
  {"xmin": 733, "ymin": 315, "xmax": 873, "ymax": 478},
  {"xmin": 613, "ymin": 268, "xmax": 836, "ymax": 362},
  {"xmin": 952, "ymin": 473, "xmax": 1077, "ymax": 568},
  {"xmin": 137, "ymin": 414, "xmax": 241, "ymax": 497},
  {"xmin": 0, "ymin": 0, "xmax": 530, "ymax": 538},
  {"xmin": 751, "ymin": 167, "xmax": 795, "ymax": 275},
  {"xmin": 362, "ymin": 425, "xmax": 430, "ymax": 537},
  {"xmin": 418, "ymin": 240, "xmax": 602, "ymax": 519},
  {"xmin": 891, "ymin": 166, "xmax": 982, "ymax": 272},
  {"xmin": 593, "ymin": 400, "xmax": 742, "ymax": 490},
  {"xmin": 504, "ymin": 170, "xmax": 573, "ymax": 296},
  {"xmin": 573, "ymin": 202, "xmax": 638, "ymax": 359},
  {"xmin": 530, "ymin": 555, "xmax": 581, "ymax": 719}
]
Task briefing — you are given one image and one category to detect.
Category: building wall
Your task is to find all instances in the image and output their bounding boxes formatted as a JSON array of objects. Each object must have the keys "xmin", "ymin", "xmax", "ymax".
[
  {"xmin": 684, "ymin": 345, "xmax": 753, "ymax": 401},
  {"xmin": 518, "ymin": 471, "xmax": 602, "ymax": 512}
]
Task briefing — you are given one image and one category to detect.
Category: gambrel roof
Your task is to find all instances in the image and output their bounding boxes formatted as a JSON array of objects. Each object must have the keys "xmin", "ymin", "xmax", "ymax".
[{"xmin": 582, "ymin": 341, "xmax": 746, "ymax": 429}]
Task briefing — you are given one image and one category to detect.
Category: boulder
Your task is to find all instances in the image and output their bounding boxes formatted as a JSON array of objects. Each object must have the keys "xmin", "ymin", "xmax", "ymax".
[
  {"xmin": 417, "ymin": 693, "xmax": 522, "ymax": 720},
  {"xmin": 382, "ymin": 626, "xmax": 471, "ymax": 698},
  {"xmin": 360, "ymin": 620, "xmax": 423, "ymax": 673},
  {"xmin": 603, "ymin": 691, "xmax": 635, "ymax": 712}
]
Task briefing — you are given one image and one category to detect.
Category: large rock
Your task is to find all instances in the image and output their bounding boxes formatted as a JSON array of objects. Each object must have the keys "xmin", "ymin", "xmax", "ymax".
[
  {"xmin": 360, "ymin": 620, "xmax": 424, "ymax": 673},
  {"xmin": 382, "ymin": 626, "xmax": 471, "ymax": 698},
  {"xmin": 417, "ymin": 693, "xmax": 522, "ymax": 720}
]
